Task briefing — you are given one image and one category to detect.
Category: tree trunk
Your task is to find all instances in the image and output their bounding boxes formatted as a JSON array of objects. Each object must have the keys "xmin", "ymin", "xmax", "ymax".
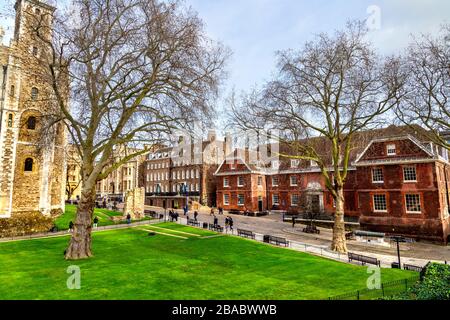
[
  {"xmin": 65, "ymin": 186, "xmax": 96, "ymax": 260},
  {"xmin": 331, "ymin": 186, "xmax": 348, "ymax": 253}
]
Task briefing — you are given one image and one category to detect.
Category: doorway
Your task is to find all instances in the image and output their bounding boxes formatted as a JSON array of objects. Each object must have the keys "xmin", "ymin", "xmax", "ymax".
[{"xmin": 258, "ymin": 196, "xmax": 263, "ymax": 212}]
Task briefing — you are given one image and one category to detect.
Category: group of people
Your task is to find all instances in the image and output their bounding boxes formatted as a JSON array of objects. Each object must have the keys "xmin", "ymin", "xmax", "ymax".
[
  {"xmin": 169, "ymin": 209, "xmax": 179, "ymax": 222},
  {"xmin": 211, "ymin": 213, "xmax": 234, "ymax": 233}
]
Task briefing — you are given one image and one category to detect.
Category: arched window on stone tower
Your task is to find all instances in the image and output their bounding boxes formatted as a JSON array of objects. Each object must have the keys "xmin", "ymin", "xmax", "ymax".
[
  {"xmin": 24, "ymin": 158, "xmax": 34, "ymax": 172},
  {"xmin": 27, "ymin": 116, "xmax": 36, "ymax": 130},
  {"xmin": 31, "ymin": 87, "xmax": 39, "ymax": 100}
]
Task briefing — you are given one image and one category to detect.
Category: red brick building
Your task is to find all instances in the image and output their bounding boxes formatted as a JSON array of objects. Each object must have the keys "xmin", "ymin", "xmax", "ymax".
[{"xmin": 215, "ymin": 126, "xmax": 450, "ymax": 243}]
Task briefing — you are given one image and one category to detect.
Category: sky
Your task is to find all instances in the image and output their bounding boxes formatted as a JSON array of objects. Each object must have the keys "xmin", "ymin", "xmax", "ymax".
[{"xmin": 1, "ymin": 0, "xmax": 449, "ymax": 129}]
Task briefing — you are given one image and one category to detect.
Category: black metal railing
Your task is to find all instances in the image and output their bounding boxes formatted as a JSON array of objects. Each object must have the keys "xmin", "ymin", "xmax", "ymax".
[{"xmin": 327, "ymin": 275, "xmax": 420, "ymax": 300}]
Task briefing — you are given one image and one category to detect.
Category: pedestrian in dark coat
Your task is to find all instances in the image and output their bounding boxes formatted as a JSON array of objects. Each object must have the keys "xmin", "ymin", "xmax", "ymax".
[{"xmin": 228, "ymin": 217, "xmax": 234, "ymax": 231}]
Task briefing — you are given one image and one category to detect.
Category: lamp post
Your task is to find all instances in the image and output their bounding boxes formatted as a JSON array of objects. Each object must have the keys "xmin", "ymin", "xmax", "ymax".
[
  {"xmin": 390, "ymin": 235, "xmax": 413, "ymax": 268},
  {"xmin": 156, "ymin": 184, "xmax": 164, "ymax": 221},
  {"xmin": 180, "ymin": 183, "xmax": 188, "ymax": 215}
]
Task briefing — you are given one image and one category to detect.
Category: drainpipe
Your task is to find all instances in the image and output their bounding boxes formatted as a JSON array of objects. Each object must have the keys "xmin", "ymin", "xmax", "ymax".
[{"xmin": 0, "ymin": 65, "xmax": 7, "ymax": 133}]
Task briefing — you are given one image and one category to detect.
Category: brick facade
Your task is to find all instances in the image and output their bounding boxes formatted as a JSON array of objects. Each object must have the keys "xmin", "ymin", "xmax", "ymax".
[
  {"xmin": 215, "ymin": 130, "xmax": 450, "ymax": 243},
  {"xmin": 143, "ymin": 131, "xmax": 231, "ymax": 209}
]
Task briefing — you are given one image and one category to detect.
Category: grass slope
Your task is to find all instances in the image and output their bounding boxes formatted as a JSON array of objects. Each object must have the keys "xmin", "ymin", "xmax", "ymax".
[{"xmin": 0, "ymin": 223, "xmax": 414, "ymax": 300}]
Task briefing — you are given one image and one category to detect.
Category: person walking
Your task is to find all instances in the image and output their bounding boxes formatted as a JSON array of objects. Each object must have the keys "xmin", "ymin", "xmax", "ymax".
[
  {"xmin": 213, "ymin": 214, "xmax": 218, "ymax": 227},
  {"xmin": 93, "ymin": 216, "xmax": 99, "ymax": 229},
  {"xmin": 219, "ymin": 207, "xmax": 223, "ymax": 215},
  {"xmin": 292, "ymin": 216, "xmax": 296, "ymax": 228},
  {"xmin": 126, "ymin": 213, "xmax": 131, "ymax": 224},
  {"xmin": 183, "ymin": 205, "xmax": 188, "ymax": 216},
  {"xmin": 228, "ymin": 216, "xmax": 234, "ymax": 233},
  {"xmin": 194, "ymin": 211, "xmax": 198, "ymax": 221},
  {"xmin": 210, "ymin": 208, "xmax": 215, "ymax": 216},
  {"xmin": 224, "ymin": 216, "xmax": 230, "ymax": 233},
  {"xmin": 68, "ymin": 221, "xmax": 74, "ymax": 233}
]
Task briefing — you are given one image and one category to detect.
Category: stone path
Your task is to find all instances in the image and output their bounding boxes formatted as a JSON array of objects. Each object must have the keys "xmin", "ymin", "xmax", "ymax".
[{"xmin": 0, "ymin": 220, "xmax": 160, "ymax": 243}]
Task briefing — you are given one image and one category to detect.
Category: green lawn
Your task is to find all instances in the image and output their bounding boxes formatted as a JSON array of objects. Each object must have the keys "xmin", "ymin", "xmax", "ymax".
[
  {"xmin": 0, "ymin": 223, "xmax": 415, "ymax": 300},
  {"xmin": 54, "ymin": 205, "xmax": 149, "ymax": 231}
]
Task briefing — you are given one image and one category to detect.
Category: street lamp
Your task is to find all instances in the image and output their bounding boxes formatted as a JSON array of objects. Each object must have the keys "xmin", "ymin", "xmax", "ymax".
[
  {"xmin": 180, "ymin": 183, "xmax": 188, "ymax": 214},
  {"xmin": 389, "ymin": 235, "xmax": 414, "ymax": 268}
]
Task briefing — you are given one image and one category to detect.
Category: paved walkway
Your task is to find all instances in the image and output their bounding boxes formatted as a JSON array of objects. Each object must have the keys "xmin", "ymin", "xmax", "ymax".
[
  {"xmin": 0, "ymin": 220, "xmax": 160, "ymax": 243},
  {"xmin": 146, "ymin": 206, "xmax": 450, "ymax": 267}
]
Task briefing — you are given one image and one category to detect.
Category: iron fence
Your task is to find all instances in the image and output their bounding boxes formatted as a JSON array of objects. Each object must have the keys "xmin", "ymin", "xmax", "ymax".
[{"xmin": 327, "ymin": 275, "xmax": 420, "ymax": 300}]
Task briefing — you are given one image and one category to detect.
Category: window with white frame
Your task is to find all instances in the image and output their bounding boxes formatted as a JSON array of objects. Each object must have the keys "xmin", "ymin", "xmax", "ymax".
[
  {"xmin": 223, "ymin": 177, "xmax": 229, "ymax": 187},
  {"xmin": 272, "ymin": 194, "xmax": 280, "ymax": 205},
  {"xmin": 196, "ymin": 169, "xmax": 200, "ymax": 178},
  {"xmin": 237, "ymin": 194, "xmax": 245, "ymax": 206},
  {"xmin": 291, "ymin": 159, "xmax": 300, "ymax": 168},
  {"xmin": 272, "ymin": 160, "xmax": 280, "ymax": 170},
  {"xmin": 223, "ymin": 194, "xmax": 230, "ymax": 205},
  {"xmin": 403, "ymin": 166, "xmax": 417, "ymax": 182},
  {"xmin": 372, "ymin": 168, "xmax": 384, "ymax": 183},
  {"xmin": 172, "ymin": 172, "xmax": 176, "ymax": 179},
  {"xmin": 196, "ymin": 183, "xmax": 199, "ymax": 192},
  {"xmin": 387, "ymin": 144, "xmax": 396, "ymax": 156},
  {"xmin": 290, "ymin": 175, "xmax": 298, "ymax": 186},
  {"xmin": 272, "ymin": 176, "xmax": 279, "ymax": 186},
  {"xmin": 257, "ymin": 176, "xmax": 263, "ymax": 186},
  {"xmin": 310, "ymin": 160, "xmax": 318, "ymax": 167},
  {"xmin": 238, "ymin": 176, "xmax": 244, "ymax": 187},
  {"xmin": 291, "ymin": 194, "xmax": 299, "ymax": 206},
  {"xmin": 405, "ymin": 194, "xmax": 421, "ymax": 213},
  {"xmin": 373, "ymin": 194, "xmax": 387, "ymax": 212}
]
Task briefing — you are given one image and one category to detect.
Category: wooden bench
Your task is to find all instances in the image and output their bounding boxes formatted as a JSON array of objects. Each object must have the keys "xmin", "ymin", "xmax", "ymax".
[
  {"xmin": 345, "ymin": 231, "xmax": 355, "ymax": 240},
  {"xmin": 403, "ymin": 264, "xmax": 423, "ymax": 272},
  {"xmin": 264, "ymin": 235, "xmax": 289, "ymax": 247},
  {"xmin": 208, "ymin": 224, "xmax": 224, "ymax": 232},
  {"xmin": 348, "ymin": 252, "xmax": 381, "ymax": 267},
  {"xmin": 303, "ymin": 225, "xmax": 320, "ymax": 234},
  {"xmin": 144, "ymin": 210, "xmax": 158, "ymax": 218},
  {"xmin": 187, "ymin": 219, "xmax": 200, "ymax": 227},
  {"xmin": 237, "ymin": 229, "xmax": 255, "ymax": 239}
]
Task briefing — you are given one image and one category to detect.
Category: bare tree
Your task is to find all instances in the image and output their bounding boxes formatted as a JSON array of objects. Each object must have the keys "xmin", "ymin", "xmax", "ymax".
[
  {"xmin": 396, "ymin": 24, "xmax": 450, "ymax": 149},
  {"xmin": 26, "ymin": 0, "xmax": 228, "ymax": 259},
  {"xmin": 230, "ymin": 22, "xmax": 405, "ymax": 253}
]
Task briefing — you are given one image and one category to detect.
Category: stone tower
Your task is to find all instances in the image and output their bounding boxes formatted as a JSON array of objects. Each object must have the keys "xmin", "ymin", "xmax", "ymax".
[{"xmin": 0, "ymin": 0, "xmax": 66, "ymax": 218}]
